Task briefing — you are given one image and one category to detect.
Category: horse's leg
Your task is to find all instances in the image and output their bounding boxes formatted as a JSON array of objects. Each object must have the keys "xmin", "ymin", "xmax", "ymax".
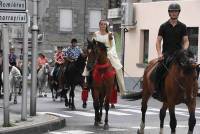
[
  {"xmin": 137, "ymin": 89, "xmax": 151, "ymax": 134},
  {"xmin": 13, "ymin": 81, "xmax": 17, "ymax": 104},
  {"xmin": 159, "ymin": 103, "xmax": 168, "ymax": 134},
  {"xmin": 98, "ymin": 93, "xmax": 104, "ymax": 124},
  {"xmin": 187, "ymin": 100, "xmax": 196, "ymax": 134},
  {"xmin": 104, "ymin": 89, "xmax": 111, "ymax": 130},
  {"xmin": 70, "ymin": 85, "xmax": 76, "ymax": 110},
  {"xmin": 168, "ymin": 105, "xmax": 177, "ymax": 134},
  {"xmin": 93, "ymin": 89, "xmax": 100, "ymax": 127}
]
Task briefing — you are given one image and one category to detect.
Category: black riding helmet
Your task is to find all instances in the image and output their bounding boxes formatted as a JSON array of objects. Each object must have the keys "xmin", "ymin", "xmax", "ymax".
[{"xmin": 168, "ymin": 3, "xmax": 181, "ymax": 12}]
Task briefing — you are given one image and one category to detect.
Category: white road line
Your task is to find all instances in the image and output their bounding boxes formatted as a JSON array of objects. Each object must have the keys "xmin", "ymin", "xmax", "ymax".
[
  {"xmin": 119, "ymin": 109, "xmax": 158, "ymax": 115},
  {"xmin": 176, "ymin": 107, "xmax": 200, "ymax": 114},
  {"xmin": 50, "ymin": 130, "xmax": 94, "ymax": 134},
  {"xmin": 132, "ymin": 124, "xmax": 200, "ymax": 130},
  {"xmin": 37, "ymin": 112, "xmax": 72, "ymax": 118},
  {"xmin": 131, "ymin": 126, "xmax": 159, "ymax": 129},
  {"xmin": 64, "ymin": 111, "xmax": 95, "ymax": 117},
  {"xmin": 90, "ymin": 109, "xmax": 132, "ymax": 116},
  {"xmin": 103, "ymin": 110, "xmax": 132, "ymax": 116}
]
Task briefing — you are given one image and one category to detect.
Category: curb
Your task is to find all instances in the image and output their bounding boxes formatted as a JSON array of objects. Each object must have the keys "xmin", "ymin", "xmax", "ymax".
[{"xmin": 0, "ymin": 115, "xmax": 66, "ymax": 134}]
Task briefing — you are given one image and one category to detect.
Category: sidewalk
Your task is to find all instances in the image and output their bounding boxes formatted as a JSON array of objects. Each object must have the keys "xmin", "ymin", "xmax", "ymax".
[{"xmin": 0, "ymin": 100, "xmax": 65, "ymax": 134}]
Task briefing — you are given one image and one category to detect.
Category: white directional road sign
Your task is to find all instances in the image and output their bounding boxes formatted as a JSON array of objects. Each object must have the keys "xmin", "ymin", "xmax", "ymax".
[
  {"xmin": 0, "ymin": 12, "xmax": 27, "ymax": 23},
  {"xmin": 0, "ymin": 0, "xmax": 26, "ymax": 11}
]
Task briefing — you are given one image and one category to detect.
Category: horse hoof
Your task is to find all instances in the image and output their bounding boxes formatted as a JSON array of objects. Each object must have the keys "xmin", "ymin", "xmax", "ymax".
[
  {"xmin": 137, "ymin": 129, "xmax": 144, "ymax": 134},
  {"xmin": 82, "ymin": 103, "xmax": 87, "ymax": 108},
  {"xmin": 110, "ymin": 104, "xmax": 115, "ymax": 109},
  {"xmin": 44, "ymin": 94, "xmax": 47, "ymax": 97},
  {"xmin": 14, "ymin": 100, "xmax": 17, "ymax": 104},
  {"xmin": 71, "ymin": 105, "xmax": 76, "ymax": 110},
  {"xmin": 94, "ymin": 122, "xmax": 99, "ymax": 127},
  {"xmin": 104, "ymin": 124, "xmax": 109, "ymax": 130}
]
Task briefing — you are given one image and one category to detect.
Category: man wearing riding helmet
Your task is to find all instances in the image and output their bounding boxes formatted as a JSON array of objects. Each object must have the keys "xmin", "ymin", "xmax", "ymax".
[{"xmin": 154, "ymin": 3, "xmax": 189, "ymax": 99}]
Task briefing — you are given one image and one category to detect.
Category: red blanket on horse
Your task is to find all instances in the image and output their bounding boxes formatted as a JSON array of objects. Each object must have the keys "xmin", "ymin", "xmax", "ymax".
[{"xmin": 92, "ymin": 62, "xmax": 116, "ymax": 85}]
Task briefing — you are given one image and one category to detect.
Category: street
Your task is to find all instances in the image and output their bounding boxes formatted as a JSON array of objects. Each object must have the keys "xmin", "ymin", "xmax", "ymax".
[{"xmin": 5, "ymin": 88, "xmax": 200, "ymax": 134}]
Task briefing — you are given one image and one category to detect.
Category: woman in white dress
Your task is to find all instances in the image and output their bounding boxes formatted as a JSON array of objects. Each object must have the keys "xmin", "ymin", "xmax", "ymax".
[{"xmin": 92, "ymin": 19, "xmax": 127, "ymax": 96}]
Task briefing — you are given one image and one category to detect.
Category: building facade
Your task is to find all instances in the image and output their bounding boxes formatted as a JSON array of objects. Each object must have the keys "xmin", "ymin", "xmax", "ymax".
[{"xmin": 39, "ymin": 0, "xmax": 108, "ymax": 58}]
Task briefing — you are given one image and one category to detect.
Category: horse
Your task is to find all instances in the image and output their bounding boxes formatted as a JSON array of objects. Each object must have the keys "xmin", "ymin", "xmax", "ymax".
[
  {"xmin": 137, "ymin": 50, "xmax": 199, "ymax": 134},
  {"xmin": 87, "ymin": 39, "xmax": 116, "ymax": 130},
  {"xmin": 2, "ymin": 65, "xmax": 22, "ymax": 104},
  {"xmin": 37, "ymin": 63, "xmax": 50, "ymax": 97},
  {"xmin": 62, "ymin": 54, "xmax": 86, "ymax": 110}
]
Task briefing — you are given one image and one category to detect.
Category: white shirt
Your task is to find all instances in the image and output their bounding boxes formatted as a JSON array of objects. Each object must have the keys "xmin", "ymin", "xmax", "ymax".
[{"xmin": 93, "ymin": 31, "xmax": 122, "ymax": 70}]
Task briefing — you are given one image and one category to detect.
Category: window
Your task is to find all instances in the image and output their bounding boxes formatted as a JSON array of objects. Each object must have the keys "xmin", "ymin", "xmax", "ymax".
[
  {"xmin": 187, "ymin": 27, "xmax": 199, "ymax": 60},
  {"xmin": 89, "ymin": 10, "xmax": 101, "ymax": 32},
  {"xmin": 59, "ymin": 9, "xmax": 72, "ymax": 32},
  {"xmin": 143, "ymin": 30, "xmax": 149, "ymax": 64}
]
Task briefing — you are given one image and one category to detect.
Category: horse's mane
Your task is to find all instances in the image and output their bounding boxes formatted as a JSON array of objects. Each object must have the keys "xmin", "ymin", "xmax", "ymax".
[{"xmin": 172, "ymin": 49, "xmax": 196, "ymax": 74}]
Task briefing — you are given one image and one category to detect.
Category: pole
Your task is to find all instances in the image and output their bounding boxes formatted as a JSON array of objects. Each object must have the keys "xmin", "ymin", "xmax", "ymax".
[
  {"xmin": 30, "ymin": 0, "xmax": 38, "ymax": 116},
  {"xmin": 21, "ymin": 9, "xmax": 29, "ymax": 120},
  {"xmin": 2, "ymin": 24, "xmax": 10, "ymax": 127},
  {"xmin": 121, "ymin": 27, "xmax": 125, "ymax": 75}
]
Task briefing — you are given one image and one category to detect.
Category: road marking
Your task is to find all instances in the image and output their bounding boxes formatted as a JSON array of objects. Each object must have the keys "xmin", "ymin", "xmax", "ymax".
[
  {"xmin": 132, "ymin": 123, "xmax": 200, "ymax": 130},
  {"xmin": 37, "ymin": 112, "xmax": 72, "ymax": 118},
  {"xmin": 90, "ymin": 109, "xmax": 132, "ymax": 116},
  {"xmin": 50, "ymin": 130, "xmax": 94, "ymax": 134},
  {"xmin": 103, "ymin": 110, "xmax": 132, "ymax": 116},
  {"xmin": 64, "ymin": 111, "xmax": 95, "ymax": 117},
  {"xmin": 119, "ymin": 109, "xmax": 158, "ymax": 115},
  {"xmin": 131, "ymin": 126, "xmax": 159, "ymax": 129}
]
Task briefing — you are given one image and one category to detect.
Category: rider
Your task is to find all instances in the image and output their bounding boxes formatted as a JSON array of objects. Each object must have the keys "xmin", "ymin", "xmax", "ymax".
[
  {"xmin": 37, "ymin": 53, "xmax": 48, "ymax": 73},
  {"xmin": 9, "ymin": 45, "xmax": 17, "ymax": 66},
  {"xmin": 63, "ymin": 38, "xmax": 83, "ymax": 62},
  {"xmin": 92, "ymin": 19, "xmax": 128, "ymax": 97},
  {"xmin": 53, "ymin": 46, "xmax": 65, "ymax": 82},
  {"xmin": 154, "ymin": 3, "xmax": 189, "ymax": 98}
]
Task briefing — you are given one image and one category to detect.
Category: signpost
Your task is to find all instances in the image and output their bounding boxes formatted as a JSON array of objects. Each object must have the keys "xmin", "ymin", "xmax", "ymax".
[
  {"xmin": 0, "ymin": 0, "xmax": 27, "ymax": 127},
  {"xmin": 0, "ymin": 0, "xmax": 26, "ymax": 11}
]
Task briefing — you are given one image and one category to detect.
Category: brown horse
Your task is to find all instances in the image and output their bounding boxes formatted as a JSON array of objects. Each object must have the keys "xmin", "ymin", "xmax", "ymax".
[
  {"xmin": 137, "ymin": 50, "xmax": 199, "ymax": 134},
  {"xmin": 87, "ymin": 39, "xmax": 116, "ymax": 130}
]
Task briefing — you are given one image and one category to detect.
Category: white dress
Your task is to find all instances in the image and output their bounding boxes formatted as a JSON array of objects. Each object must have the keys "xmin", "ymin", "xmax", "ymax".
[{"xmin": 93, "ymin": 31, "xmax": 122, "ymax": 70}]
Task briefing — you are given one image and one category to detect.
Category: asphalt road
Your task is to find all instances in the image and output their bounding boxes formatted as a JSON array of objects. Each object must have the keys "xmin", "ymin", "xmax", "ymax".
[{"xmin": 6, "ymin": 88, "xmax": 200, "ymax": 134}]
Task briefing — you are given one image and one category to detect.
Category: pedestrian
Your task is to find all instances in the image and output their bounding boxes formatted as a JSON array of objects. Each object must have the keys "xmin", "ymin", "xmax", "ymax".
[
  {"xmin": 154, "ymin": 2, "xmax": 189, "ymax": 98},
  {"xmin": 92, "ymin": 19, "xmax": 128, "ymax": 97}
]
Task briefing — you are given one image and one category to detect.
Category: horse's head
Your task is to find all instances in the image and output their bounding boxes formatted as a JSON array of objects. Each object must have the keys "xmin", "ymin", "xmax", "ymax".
[
  {"xmin": 86, "ymin": 39, "xmax": 107, "ymax": 71},
  {"xmin": 174, "ymin": 49, "xmax": 197, "ymax": 74},
  {"xmin": 43, "ymin": 63, "xmax": 50, "ymax": 75}
]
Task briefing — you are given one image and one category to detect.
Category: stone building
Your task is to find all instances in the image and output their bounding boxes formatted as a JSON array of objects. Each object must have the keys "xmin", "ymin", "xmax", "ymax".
[{"xmin": 39, "ymin": 0, "xmax": 108, "ymax": 58}]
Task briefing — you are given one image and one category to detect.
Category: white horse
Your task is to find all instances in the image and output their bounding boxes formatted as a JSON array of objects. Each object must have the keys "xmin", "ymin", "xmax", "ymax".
[
  {"xmin": 37, "ymin": 63, "xmax": 49, "ymax": 97},
  {"xmin": 1, "ymin": 66, "xmax": 22, "ymax": 104}
]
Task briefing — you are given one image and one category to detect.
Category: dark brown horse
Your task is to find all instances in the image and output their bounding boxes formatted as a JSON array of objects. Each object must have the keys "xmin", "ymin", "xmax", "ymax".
[
  {"xmin": 63, "ymin": 54, "xmax": 86, "ymax": 110},
  {"xmin": 87, "ymin": 39, "xmax": 116, "ymax": 130},
  {"xmin": 137, "ymin": 50, "xmax": 199, "ymax": 134}
]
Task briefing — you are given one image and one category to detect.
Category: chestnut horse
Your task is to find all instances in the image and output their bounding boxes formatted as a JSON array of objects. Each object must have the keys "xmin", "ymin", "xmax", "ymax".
[
  {"xmin": 87, "ymin": 39, "xmax": 116, "ymax": 130},
  {"xmin": 137, "ymin": 50, "xmax": 199, "ymax": 134}
]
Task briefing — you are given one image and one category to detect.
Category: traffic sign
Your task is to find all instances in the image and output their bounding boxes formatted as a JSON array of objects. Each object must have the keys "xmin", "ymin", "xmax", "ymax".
[
  {"xmin": 0, "ymin": 12, "xmax": 27, "ymax": 23},
  {"xmin": 0, "ymin": 0, "xmax": 26, "ymax": 11}
]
